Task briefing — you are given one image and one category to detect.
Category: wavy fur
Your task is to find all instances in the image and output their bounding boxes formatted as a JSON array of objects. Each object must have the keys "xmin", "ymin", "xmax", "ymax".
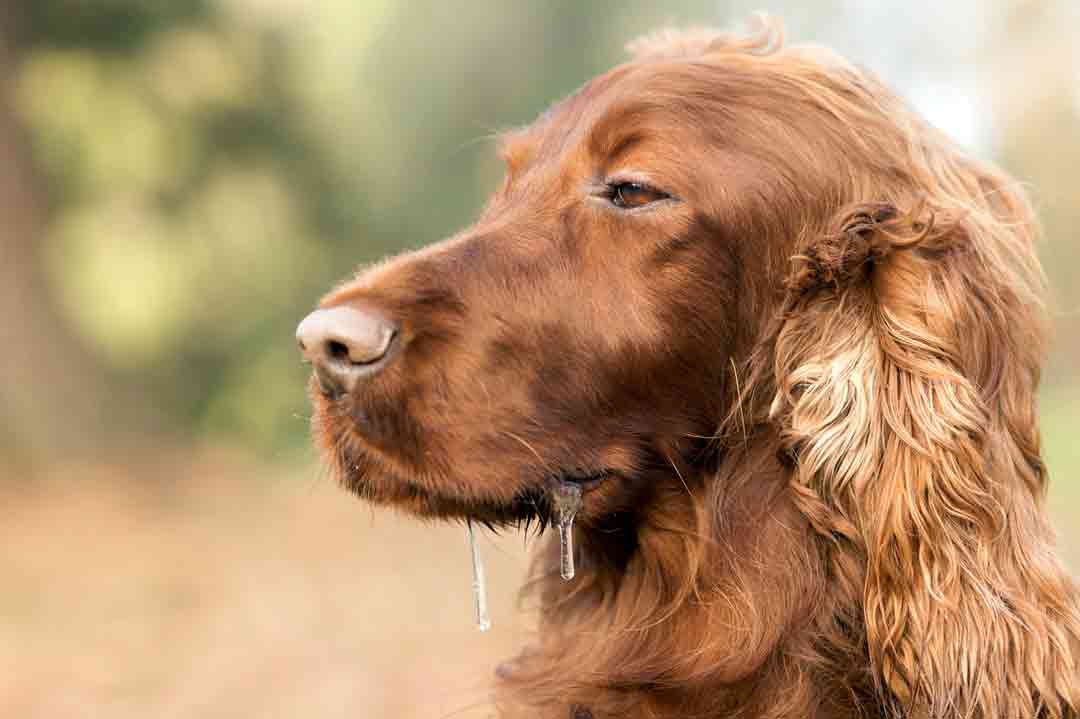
[{"xmin": 503, "ymin": 20, "xmax": 1080, "ymax": 719}]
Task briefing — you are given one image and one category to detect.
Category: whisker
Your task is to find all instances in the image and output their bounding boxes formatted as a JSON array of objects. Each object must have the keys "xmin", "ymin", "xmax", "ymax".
[
  {"xmin": 664, "ymin": 449, "xmax": 693, "ymax": 500},
  {"xmin": 501, "ymin": 430, "xmax": 555, "ymax": 477},
  {"xmin": 729, "ymin": 356, "xmax": 749, "ymax": 445}
]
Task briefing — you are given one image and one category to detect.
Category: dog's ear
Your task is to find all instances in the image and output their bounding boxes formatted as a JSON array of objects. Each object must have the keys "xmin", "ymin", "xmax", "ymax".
[{"xmin": 770, "ymin": 194, "xmax": 1080, "ymax": 717}]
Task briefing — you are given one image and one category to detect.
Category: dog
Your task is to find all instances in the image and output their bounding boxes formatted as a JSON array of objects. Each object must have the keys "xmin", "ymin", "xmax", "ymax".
[{"xmin": 297, "ymin": 18, "xmax": 1080, "ymax": 719}]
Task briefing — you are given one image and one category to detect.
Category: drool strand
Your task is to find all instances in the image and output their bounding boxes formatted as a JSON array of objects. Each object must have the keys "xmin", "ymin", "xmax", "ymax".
[
  {"xmin": 466, "ymin": 519, "xmax": 491, "ymax": 632},
  {"xmin": 550, "ymin": 482, "xmax": 583, "ymax": 580}
]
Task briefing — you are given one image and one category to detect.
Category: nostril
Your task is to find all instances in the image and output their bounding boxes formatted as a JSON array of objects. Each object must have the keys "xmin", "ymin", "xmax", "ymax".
[
  {"xmin": 296, "ymin": 305, "xmax": 399, "ymax": 396},
  {"xmin": 326, "ymin": 340, "xmax": 351, "ymax": 363}
]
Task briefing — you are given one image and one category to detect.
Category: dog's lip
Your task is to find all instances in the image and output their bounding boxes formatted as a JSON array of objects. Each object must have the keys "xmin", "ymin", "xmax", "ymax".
[
  {"xmin": 557, "ymin": 469, "xmax": 616, "ymax": 491},
  {"xmin": 363, "ymin": 464, "xmax": 619, "ymax": 504},
  {"xmin": 335, "ymin": 441, "xmax": 618, "ymax": 526}
]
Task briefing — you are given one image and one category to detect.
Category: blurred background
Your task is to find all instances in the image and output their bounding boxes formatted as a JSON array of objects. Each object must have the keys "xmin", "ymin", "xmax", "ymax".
[{"xmin": 0, "ymin": 0, "xmax": 1077, "ymax": 716}]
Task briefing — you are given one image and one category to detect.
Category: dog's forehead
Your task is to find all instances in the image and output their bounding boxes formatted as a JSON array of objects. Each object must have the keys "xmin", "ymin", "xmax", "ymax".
[
  {"xmin": 499, "ymin": 61, "xmax": 703, "ymax": 172},
  {"xmin": 497, "ymin": 65, "xmax": 632, "ymax": 169}
]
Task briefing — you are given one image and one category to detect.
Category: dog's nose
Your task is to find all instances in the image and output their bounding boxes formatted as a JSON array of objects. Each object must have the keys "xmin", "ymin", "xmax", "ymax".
[{"xmin": 296, "ymin": 306, "xmax": 398, "ymax": 397}]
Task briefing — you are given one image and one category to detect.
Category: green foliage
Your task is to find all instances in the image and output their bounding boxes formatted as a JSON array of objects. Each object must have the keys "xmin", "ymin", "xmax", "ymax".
[
  {"xmin": 23, "ymin": 0, "xmax": 214, "ymax": 54},
  {"xmin": 17, "ymin": 1, "xmax": 354, "ymax": 449}
]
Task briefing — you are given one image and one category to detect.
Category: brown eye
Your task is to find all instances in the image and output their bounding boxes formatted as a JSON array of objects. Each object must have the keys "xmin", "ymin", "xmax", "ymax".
[{"xmin": 609, "ymin": 182, "xmax": 668, "ymax": 209}]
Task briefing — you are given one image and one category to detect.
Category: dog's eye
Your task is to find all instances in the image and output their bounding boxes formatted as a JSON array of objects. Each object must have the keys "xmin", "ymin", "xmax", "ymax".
[{"xmin": 608, "ymin": 182, "xmax": 668, "ymax": 209}]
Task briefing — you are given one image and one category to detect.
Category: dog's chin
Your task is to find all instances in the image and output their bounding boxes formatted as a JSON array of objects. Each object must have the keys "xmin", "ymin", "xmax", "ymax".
[
  {"xmin": 315, "ymin": 398, "xmax": 625, "ymax": 529},
  {"xmin": 327, "ymin": 438, "xmax": 617, "ymax": 531},
  {"xmin": 342, "ymin": 464, "xmax": 553, "ymax": 528}
]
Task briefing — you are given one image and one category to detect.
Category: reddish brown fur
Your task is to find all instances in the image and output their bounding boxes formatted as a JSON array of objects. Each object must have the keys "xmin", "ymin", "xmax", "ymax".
[{"xmin": 306, "ymin": 18, "xmax": 1080, "ymax": 718}]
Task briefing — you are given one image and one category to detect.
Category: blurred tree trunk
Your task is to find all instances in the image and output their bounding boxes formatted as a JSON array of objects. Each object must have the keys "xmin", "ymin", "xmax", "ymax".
[{"xmin": 0, "ymin": 2, "xmax": 137, "ymax": 463}]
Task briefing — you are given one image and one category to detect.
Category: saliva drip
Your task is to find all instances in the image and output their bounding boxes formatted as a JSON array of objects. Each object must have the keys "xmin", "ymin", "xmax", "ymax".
[
  {"xmin": 464, "ymin": 484, "xmax": 581, "ymax": 631},
  {"xmin": 466, "ymin": 519, "xmax": 491, "ymax": 632},
  {"xmin": 550, "ymin": 482, "xmax": 583, "ymax": 580}
]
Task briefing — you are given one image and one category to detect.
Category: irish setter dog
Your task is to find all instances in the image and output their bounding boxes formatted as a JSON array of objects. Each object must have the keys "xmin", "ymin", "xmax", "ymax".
[{"xmin": 297, "ymin": 19, "xmax": 1080, "ymax": 719}]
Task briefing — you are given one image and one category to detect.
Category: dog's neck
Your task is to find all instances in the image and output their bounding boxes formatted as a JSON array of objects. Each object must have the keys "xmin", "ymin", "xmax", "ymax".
[{"xmin": 495, "ymin": 435, "xmax": 879, "ymax": 719}]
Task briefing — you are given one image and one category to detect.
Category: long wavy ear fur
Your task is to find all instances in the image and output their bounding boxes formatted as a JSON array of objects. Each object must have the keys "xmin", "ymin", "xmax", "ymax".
[{"xmin": 771, "ymin": 193, "xmax": 1080, "ymax": 717}]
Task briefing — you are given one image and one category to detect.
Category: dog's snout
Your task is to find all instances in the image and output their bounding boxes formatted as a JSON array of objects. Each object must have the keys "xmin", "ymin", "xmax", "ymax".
[{"xmin": 296, "ymin": 306, "xmax": 398, "ymax": 397}]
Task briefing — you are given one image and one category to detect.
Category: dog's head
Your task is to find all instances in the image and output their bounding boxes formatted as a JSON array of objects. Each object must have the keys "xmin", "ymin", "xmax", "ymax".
[
  {"xmin": 298, "ymin": 26, "xmax": 800, "ymax": 528},
  {"xmin": 299, "ymin": 19, "xmax": 1079, "ymax": 718}
]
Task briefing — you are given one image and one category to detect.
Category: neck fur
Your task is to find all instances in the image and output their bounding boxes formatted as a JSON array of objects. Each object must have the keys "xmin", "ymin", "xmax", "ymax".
[{"xmin": 495, "ymin": 435, "xmax": 878, "ymax": 719}]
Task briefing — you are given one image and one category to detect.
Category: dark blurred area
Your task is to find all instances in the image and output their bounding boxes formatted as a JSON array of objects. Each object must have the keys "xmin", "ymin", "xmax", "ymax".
[{"xmin": 1, "ymin": 1, "xmax": 1077, "ymax": 716}]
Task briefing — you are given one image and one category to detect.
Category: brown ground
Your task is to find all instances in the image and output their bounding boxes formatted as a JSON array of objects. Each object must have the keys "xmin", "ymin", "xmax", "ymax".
[{"xmin": 0, "ymin": 450, "xmax": 531, "ymax": 718}]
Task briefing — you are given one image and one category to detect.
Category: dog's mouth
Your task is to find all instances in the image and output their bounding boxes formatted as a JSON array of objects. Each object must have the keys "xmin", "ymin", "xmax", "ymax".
[
  {"xmin": 343, "ymin": 455, "xmax": 614, "ymax": 531},
  {"xmin": 316, "ymin": 398, "xmax": 646, "ymax": 630},
  {"xmin": 327, "ymin": 425, "xmax": 618, "ymax": 530}
]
